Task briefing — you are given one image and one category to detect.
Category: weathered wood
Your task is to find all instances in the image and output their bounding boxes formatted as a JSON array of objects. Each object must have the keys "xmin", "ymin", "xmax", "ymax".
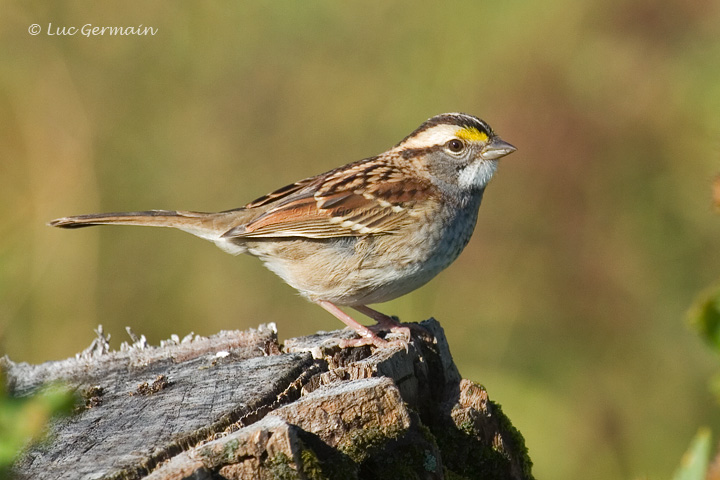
[{"xmin": 3, "ymin": 320, "xmax": 534, "ymax": 479}]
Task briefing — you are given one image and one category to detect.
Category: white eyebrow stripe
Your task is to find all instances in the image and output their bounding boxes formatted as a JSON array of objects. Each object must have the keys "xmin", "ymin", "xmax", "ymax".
[{"xmin": 398, "ymin": 124, "xmax": 461, "ymax": 149}]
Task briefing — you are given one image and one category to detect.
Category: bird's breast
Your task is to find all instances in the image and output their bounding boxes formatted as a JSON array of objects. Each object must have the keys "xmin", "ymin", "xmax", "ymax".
[{"xmin": 242, "ymin": 193, "xmax": 483, "ymax": 306}]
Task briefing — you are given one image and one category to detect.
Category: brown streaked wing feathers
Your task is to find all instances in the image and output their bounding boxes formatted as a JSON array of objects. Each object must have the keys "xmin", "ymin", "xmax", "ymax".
[
  {"xmin": 222, "ymin": 157, "xmax": 435, "ymax": 239},
  {"xmin": 243, "ymin": 177, "xmax": 317, "ymax": 209}
]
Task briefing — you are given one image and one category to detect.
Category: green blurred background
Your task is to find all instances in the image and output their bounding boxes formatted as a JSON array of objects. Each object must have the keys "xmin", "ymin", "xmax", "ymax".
[{"xmin": 2, "ymin": 1, "xmax": 720, "ymax": 478}]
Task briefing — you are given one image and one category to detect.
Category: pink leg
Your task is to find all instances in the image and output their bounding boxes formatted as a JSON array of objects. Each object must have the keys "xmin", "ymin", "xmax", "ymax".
[
  {"xmin": 352, "ymin": 305, "xmax": 402, "ymax": 329},
  {"xmin": 353, "ymin": 305, "xmax": 430, "ymax": 343},
  {"xmin": 316, "ymin": 300, "xmax": 388, "ymax": 348},
  {"xmin": 353, "ymin": 305, "xmax": 412, "ymax": 344}
]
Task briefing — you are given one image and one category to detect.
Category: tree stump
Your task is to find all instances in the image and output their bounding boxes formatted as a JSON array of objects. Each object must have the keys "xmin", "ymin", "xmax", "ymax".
[{"xmin": 3, "ymin": 320, "xmax": 534, "ymax": 479}]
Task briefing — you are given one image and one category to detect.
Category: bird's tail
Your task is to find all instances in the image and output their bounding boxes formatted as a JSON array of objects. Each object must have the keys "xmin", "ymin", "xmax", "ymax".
[{"xmin": 49, "ymin": 209, "xmax": 241, "ymax": 241}]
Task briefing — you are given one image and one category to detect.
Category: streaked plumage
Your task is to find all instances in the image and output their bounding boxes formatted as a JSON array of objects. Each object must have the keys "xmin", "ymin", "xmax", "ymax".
[{"xmin": 50, "ymin": 113, "xmax": 516, "ymax": 347}]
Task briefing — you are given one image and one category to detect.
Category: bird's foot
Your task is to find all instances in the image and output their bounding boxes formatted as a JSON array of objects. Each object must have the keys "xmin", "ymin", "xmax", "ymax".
[{"xmin": 338, "ymin": 331, "xmax": 409, "ymax": 350}]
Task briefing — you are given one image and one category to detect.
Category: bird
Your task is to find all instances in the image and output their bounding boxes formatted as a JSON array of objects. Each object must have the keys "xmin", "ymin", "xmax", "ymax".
[{"xmin": 50, "ymin": 113, "xmax": 516, "ymax": 348}]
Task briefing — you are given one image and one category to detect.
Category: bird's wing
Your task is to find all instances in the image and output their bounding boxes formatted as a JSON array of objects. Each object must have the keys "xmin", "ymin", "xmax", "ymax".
[{"xmin": 221, "ymin": 156, "xmax": 435, "ymax": 239}]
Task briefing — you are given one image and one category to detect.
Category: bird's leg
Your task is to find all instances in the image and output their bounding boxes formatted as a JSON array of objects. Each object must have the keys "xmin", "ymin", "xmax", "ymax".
[
  {"xmin": 353, "ymin": 305, "xmax": 432, "ymax": 343},
  {"xmin": 353, "ymin": 305, "xmax": 412, "ymax": 344},
  {"xmin": 352, "ymin": 305, "xmax": 402, "ymax": 329},
  {"xmin": 315, "ymin": 300, "xmax": 389, "ymax": 348}
]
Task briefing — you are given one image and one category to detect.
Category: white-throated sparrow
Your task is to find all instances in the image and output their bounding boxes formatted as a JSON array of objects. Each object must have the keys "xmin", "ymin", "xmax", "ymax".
[{"xmin": 50, "ymin": 113, "xmax": 516, "ymax": 347}]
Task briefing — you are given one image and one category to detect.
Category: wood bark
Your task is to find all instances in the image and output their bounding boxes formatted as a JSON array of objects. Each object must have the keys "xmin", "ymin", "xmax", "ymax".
[{"xmin": 3, "ymin": 320, "xmax": 534, "ymax": 479}]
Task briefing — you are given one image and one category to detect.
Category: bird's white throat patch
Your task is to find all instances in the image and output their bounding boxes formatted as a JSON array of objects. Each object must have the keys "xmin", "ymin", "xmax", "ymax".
[{"xmin": 458, "ymin": 160, "xmax": 498, "ymax": 190}]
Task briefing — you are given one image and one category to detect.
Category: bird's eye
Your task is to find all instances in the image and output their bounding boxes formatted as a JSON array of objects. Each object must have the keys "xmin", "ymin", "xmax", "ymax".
[{"xmin": 446, "ymin": 139, "xmax": 465, "ymax": 153}]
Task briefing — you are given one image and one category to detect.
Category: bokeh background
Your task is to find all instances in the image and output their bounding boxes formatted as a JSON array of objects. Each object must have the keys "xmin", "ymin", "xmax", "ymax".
[{"xmin": 2, "ymin": 1, "xmax": 720, "ymax": 478}]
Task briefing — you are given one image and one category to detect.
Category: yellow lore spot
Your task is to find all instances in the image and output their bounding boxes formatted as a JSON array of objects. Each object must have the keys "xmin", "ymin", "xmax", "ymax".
[{"xmin": 456, "ymin": 127, "xmax": 489, "ymax": 143}]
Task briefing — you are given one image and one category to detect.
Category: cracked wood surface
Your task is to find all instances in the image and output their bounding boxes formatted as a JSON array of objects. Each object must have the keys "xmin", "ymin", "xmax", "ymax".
[{"xmin": 3, "ymin": 320, "xmax": 534, "ymax": 480}]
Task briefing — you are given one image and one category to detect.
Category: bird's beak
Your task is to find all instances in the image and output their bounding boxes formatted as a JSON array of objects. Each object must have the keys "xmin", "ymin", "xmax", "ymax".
[{"xmin": 480, "ymin": 136, "xmax": 517, "ymax": 160}]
